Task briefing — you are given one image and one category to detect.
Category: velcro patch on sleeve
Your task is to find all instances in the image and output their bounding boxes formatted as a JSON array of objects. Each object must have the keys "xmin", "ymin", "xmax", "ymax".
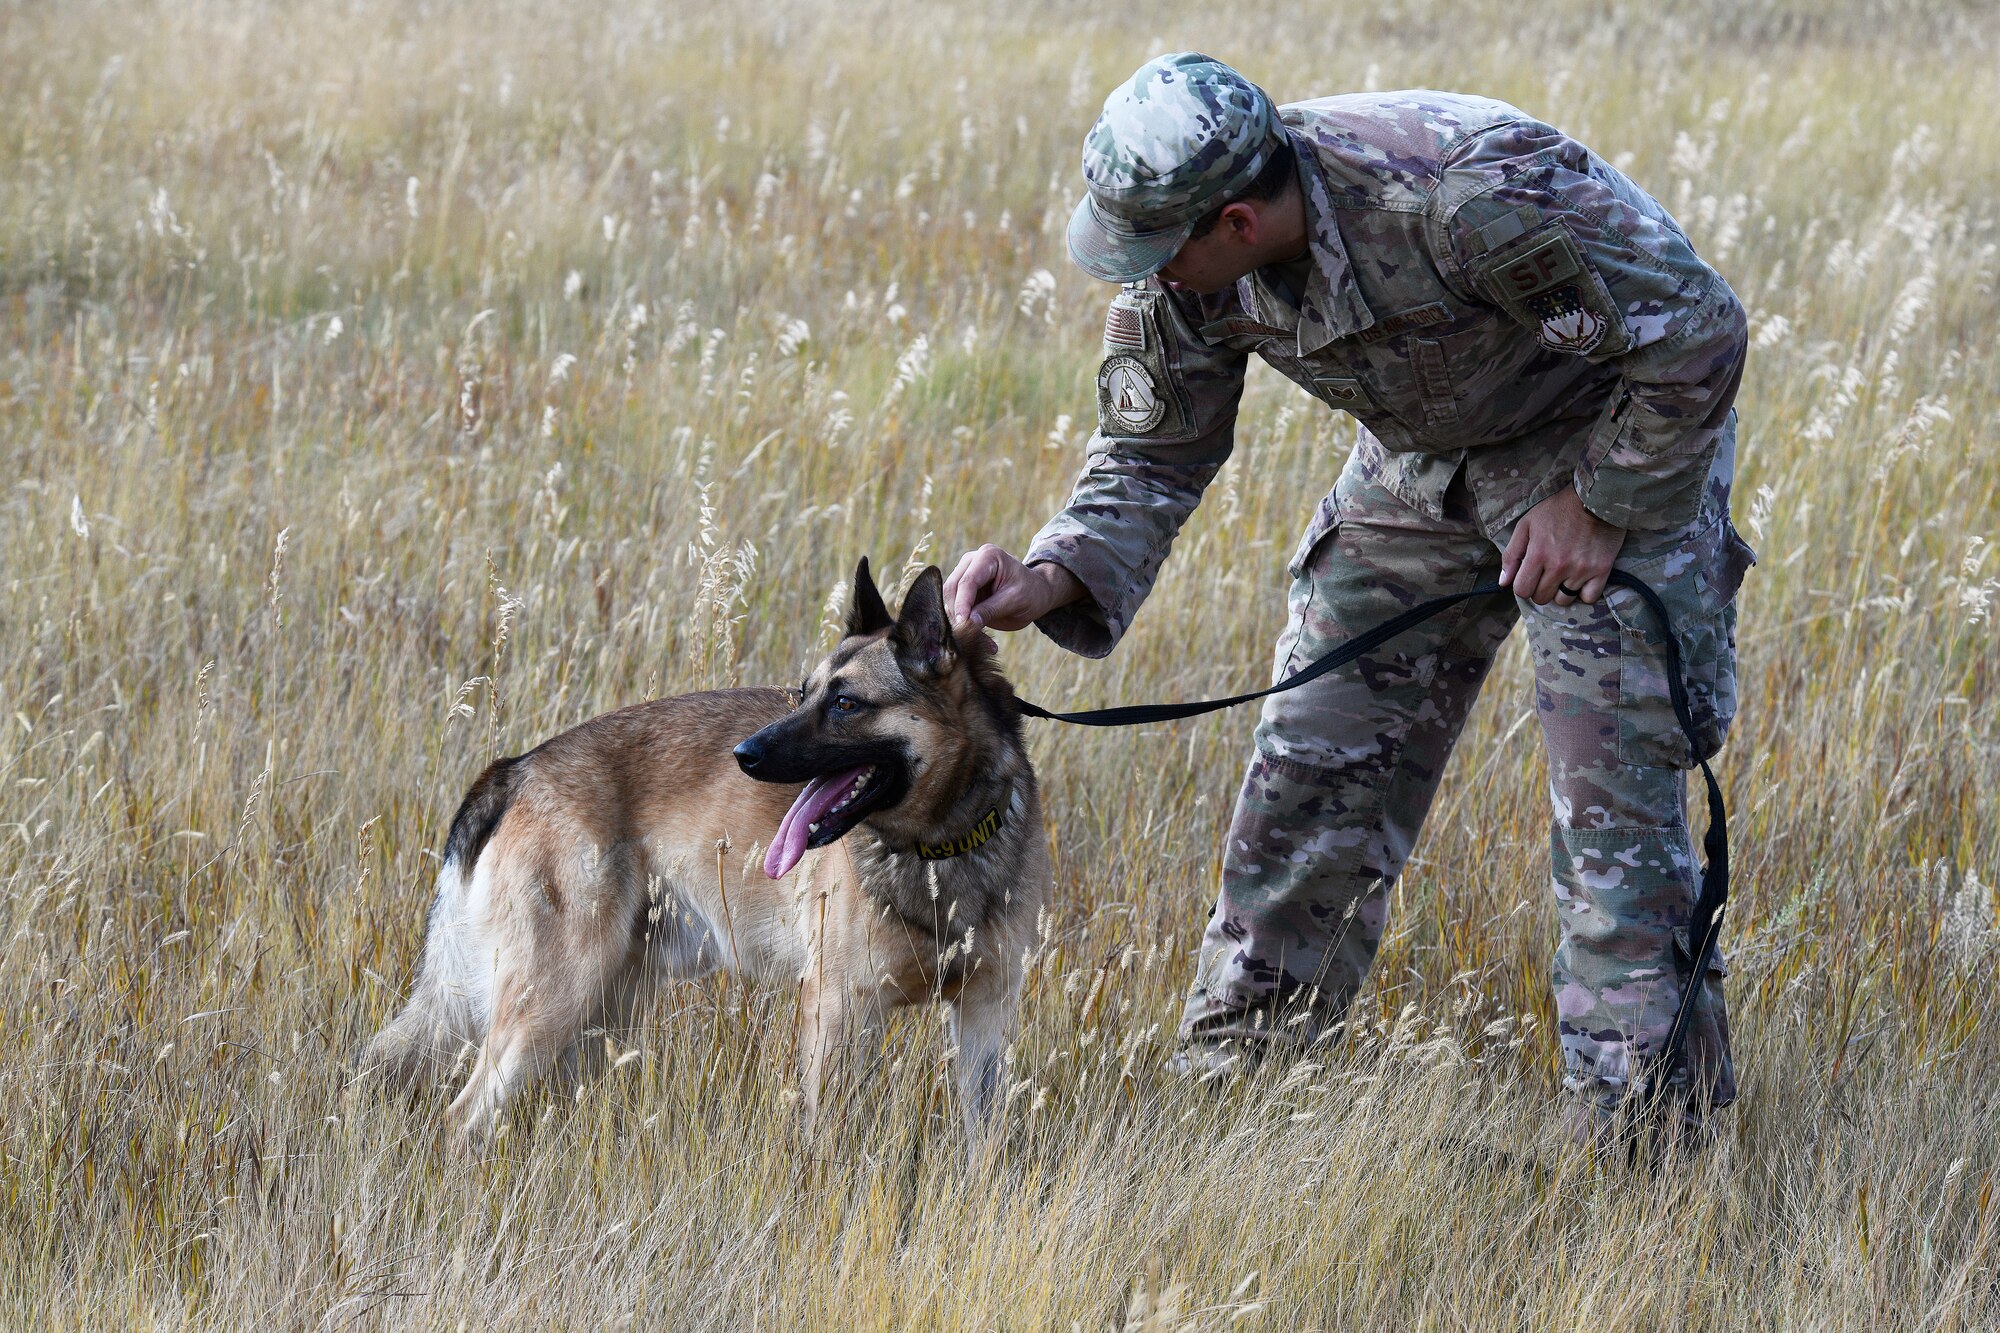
[
  {"xmin": 1469, "ymin": 204, "xmax": 1542, "ymax": 255},
  {"xmin": 1098, "ymin": 356, "xmax": 1167, "ymax": 432}
]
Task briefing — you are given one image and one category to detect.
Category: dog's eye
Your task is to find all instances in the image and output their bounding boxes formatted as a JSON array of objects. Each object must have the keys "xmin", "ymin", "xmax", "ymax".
[{"xmin": 830, "ymin": 693, "xmax": 864, "ymax": 714}]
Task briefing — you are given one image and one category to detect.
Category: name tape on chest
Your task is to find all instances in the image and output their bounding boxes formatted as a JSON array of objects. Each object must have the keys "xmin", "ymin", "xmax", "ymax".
[{"xmin": 1358, "ymin": 301, "xmax": 1452, "ymax": 344}]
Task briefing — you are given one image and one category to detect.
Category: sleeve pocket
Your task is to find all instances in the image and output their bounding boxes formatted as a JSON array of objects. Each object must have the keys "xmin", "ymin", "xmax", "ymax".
[{"xmin": 1474, "ymin": 222, "xmax": 1634, "ymax": 361}]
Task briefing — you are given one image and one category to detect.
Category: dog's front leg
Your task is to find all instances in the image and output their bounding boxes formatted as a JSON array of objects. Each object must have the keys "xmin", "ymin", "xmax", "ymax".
[
  {"xmin": 948, "ymin": 968, "xmax": 1017, "ymax": 1150},
  {"xmin": 795, "ymin": 969, "xmax": 884, "ymax": 1133},
  {"xmin": 795, "ymin": 971, "xmax": 837, "ymax": 1132}
]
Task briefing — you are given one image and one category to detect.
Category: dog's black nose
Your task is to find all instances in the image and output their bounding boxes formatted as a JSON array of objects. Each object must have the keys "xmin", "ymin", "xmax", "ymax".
[{"xmin": 732, "ymin": 737, "xmax": 765, "ymax": 776}]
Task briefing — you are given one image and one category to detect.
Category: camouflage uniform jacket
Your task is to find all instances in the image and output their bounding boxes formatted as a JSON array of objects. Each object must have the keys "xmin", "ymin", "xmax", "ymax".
[{"xmin": 1028, "ymin": 90, "xmax": 1749, "ymax": 658}]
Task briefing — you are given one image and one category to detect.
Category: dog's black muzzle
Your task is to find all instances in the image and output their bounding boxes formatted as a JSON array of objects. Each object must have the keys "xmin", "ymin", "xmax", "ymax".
[
  {"xmin": 733, "ymin": 716, "xmax": 830, "ymax": 782},
  {"xmin": 731, "ymin": 730, "xmax": 777, "ymax": 778},
  {"xmin": 733, "ymin": 716, "xmax": 906, "ymax": 789},
  {"xmin": 733, "ymin": 715, "xmax": 913, "ymax": 848}
]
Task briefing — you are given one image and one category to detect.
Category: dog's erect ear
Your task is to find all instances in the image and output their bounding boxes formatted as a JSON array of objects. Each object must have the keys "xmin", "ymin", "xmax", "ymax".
[
  {"xmin": 846, "ymin": 557, "xmax": 893, "ymax": 637},
  {"xmin": 893, "ymin": 566, "xmax": 956, "ymax": 679}
]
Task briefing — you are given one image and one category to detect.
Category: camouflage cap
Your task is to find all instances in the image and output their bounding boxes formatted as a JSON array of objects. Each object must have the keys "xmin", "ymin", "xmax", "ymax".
[{"xmin": 1067, "ymin": 53, "xmax": 1281, "ymax": 284}]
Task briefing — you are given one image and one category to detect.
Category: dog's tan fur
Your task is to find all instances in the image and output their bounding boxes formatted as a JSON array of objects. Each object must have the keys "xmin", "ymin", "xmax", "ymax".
[{"xmin": 360, "ymin": 564, "xmax": 1045, "ymax": 1146}]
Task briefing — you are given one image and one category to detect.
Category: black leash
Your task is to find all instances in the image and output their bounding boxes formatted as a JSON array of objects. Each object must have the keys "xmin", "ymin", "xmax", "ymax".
[{"xmin": 1015, "ymin": 568, "xmax": 1728, "ymax": 1097}]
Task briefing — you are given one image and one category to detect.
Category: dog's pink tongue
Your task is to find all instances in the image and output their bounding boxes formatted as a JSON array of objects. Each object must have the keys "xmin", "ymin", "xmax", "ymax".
[{"xmin": 764, "ymin": 766, "xmax": 871, "ymax": 880}]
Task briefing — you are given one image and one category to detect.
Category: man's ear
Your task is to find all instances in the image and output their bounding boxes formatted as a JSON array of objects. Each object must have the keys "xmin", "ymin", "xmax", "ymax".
[
  {"xmin": 892, "ymin": 566, "xmax": 956, "ymax": 679},
  {"xmin": 1220, "ymin": 199, "xmax": 1261, "ymax": 244},
  {"xmin": 847, "ymin": 556, "xmax": 893, "ymax": 637}
]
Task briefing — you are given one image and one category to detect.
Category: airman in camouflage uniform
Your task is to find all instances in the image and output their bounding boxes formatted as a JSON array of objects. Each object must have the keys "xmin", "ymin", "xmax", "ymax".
[{"xmin": 955, "ymin": 54, "xmax": 1754, "ymax": 1130}]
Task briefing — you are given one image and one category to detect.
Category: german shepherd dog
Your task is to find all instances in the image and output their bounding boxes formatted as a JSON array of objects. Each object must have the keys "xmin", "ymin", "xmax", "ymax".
[{"xmin": 359, "ymin": 560, "xmax": 1045, "ymax": 1145}]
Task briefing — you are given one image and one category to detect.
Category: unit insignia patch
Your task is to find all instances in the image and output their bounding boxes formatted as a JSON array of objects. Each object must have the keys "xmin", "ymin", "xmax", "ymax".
[
  {"xmin": 1525, "ymin": 284, "xmax": 1609, "ymax": 354},
  {"xmin": 1098, "ymin": 355, "xmax": 1166, "ymax": 433}
]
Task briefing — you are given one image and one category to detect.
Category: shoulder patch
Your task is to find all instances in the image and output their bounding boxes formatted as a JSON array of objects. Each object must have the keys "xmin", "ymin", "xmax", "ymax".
[
  {"xmin": 1104, "ymin": 293, "xmax": 1148, "ymax": 352},
  {"xmin": 1494, "ymin": 229, "xmax": 1582, "ymax": 297},
  {"xmin": 1474, "ymin": 221, "xmax": 1631, "ymax": 360},
  {"xmin": 1524, "ymin": 285, "xmax": 1608, "ymax": 354},
  {"xmin": 1098, "ymin": 355, "xmax": 1166, "ymax": 433},
  {"xmin": 1092, "ymin": 287, "xmax": 1198, "ymax": 440}
]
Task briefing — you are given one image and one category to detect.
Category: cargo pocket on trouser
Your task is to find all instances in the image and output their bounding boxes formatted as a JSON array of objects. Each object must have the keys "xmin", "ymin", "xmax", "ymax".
[
  {"xmin": 1606, "ymin": 514, "xmax": 1758, "ymax": 769},
  {"xmin": 1273, "ymin": 491, "xmax": 1343, "ymax": 679},
  {"xmin": 1286, "ymin": 491, "xmax": 1341, "ymax": 581}
]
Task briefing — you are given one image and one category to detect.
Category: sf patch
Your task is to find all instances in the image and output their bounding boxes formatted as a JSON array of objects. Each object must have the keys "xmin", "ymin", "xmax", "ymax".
[
  {"xmin": 1496, "ymin": 229, "xmax": 1581, "ymax": 297},
  {"xmin": 1478, "ymin": 222, "xmax": 1629, "ymax": 359},
  {"xmin": 1098, "ymin": 355, "xmax": 1166, "ymax": 432}
]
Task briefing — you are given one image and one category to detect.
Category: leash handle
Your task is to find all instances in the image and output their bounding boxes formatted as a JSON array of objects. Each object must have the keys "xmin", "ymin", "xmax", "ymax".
[{"xmin": 1016, "ymin": 569, "xmax": 1728, "ymax": 1095}]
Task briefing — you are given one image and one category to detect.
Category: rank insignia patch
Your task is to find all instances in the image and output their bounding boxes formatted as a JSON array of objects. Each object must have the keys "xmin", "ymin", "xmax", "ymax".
[
  {"xmin": 1098, "ymin": 354, "xmax": 1166, "ymax": 433},
  {"xmin": 1310, "ymin": 374, "xmax": 1373, "ymax": 411},
  {"xmin": 1526, "ymin": 283, "xmax": 1608, "ymax": 354}
]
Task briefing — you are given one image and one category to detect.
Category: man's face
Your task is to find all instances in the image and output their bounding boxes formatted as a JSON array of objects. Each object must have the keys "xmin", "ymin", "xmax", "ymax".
[
  {"xmin": 1153, "ymin": 201, "xmax": 1270, "ymax": 296},
  {"xmin": 1155, "ymin": 225, "xmax": 1259, "ymax": 296}
]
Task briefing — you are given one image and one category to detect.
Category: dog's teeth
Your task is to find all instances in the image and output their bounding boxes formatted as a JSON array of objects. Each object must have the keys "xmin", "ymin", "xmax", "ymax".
[{"xmin": 808, "ymin": 821, "xmax": 820, "ymax": 834}]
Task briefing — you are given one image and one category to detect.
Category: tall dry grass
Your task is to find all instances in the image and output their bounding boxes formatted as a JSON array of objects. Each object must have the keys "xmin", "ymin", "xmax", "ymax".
[{"xmin": 1, "ymin": 0, "xmax": 1996, "ymax": 1326}]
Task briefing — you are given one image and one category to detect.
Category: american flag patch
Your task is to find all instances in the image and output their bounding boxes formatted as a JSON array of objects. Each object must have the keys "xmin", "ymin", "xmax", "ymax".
[{"xmin": 1104, "ymin": 301, "xmax": 1146, "ymax": 351}]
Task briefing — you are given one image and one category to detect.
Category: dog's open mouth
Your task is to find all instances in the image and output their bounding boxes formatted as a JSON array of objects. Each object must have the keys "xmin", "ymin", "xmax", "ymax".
[{"xmin": 764, "ymin": 763, "xmax": 899, "ymax": 879}]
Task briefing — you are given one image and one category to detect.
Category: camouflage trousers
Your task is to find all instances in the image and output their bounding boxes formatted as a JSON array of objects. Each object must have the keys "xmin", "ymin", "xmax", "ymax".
[{"xmin": 1181, "ymin": 433, "xmax": 1755, "ymax": 1113}]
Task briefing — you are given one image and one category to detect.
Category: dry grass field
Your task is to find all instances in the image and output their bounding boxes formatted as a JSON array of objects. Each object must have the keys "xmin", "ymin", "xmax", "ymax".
[{"xmin": 3, "ymin": 0, "xmax": 1997, "ymax": 1326}]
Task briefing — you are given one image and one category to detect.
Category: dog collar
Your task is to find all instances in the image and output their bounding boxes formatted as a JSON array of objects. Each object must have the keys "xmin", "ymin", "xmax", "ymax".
[{"xmin": 915, "ymin": 805, "xmax": 1004, "ymax": 861}]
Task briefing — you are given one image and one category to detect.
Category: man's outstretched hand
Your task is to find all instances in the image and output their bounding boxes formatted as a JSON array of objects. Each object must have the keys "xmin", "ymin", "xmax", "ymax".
[
  {"xmin": 944, "ymin": 545, "xmax": 1084, "ymax": 631},
  {"xmin": 1499, "ymin": 487, "xmax": 1627, "ymax": 606}
]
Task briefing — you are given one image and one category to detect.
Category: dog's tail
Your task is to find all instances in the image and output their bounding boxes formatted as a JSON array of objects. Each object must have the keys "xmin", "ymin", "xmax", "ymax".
[{"xmin": 355, "ymin": 756, "xmax": 523, "ymax": 1090}]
